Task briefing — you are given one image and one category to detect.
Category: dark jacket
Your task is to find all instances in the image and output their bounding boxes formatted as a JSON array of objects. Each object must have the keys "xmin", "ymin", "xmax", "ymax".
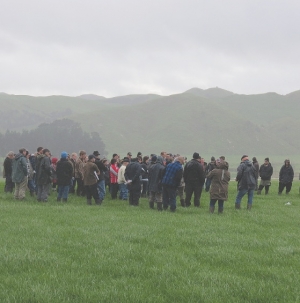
[
  {"xmin": 36, "ymin": 156, "xmax": 52, "ymax": 185},
  {"xmin": 4, "ymin": 157, "xmax": 13, "ymax": 177},
  {"xmin": 259, "ymin": 163, "xmax": 273, "ymax": 180},
  {"xmin": 252, "ymin": 161, "xmax": 259, "ymax": 179},
  {"xmin": 279, "ymin": 164, "xmax": 294, "ymax": 184},
  {"xmin": 162, "ymin": 161, "xmax": 183, "ymax": 188},
  {"xmin": 125, "ymin": 162, "xmax": 142, "ymax": 189},
  {"xmin": 12, "ymin": 153, "xmax": 28, "ymax": 183},
  {"xmin": 141, "ymin": 162, "xmax": 148, "ymax": 179},
  {"xmin": 148, "ymin": 156, "xmax": 165, "ymax": 192},
  {"xmin": 56, "ymin": 159, "xmax": 73, "ymax": 186},
  {"xmin": 207, "ymin": 162, "xmax": 230, "ymax": 200},
  {"xmin": 206, "ymin": 161, "xmax": 216, "ymax": 176},
  {"xmin": 95, "ymin": 159, "xmax": 107, "ymax": 181},
  {"xmin": 183, "ymin": 159, "xmax": 205, "ymax": 185},
  {"xmin": 236, "ymin": 159, "xmax": 257, "ymax": 190}
]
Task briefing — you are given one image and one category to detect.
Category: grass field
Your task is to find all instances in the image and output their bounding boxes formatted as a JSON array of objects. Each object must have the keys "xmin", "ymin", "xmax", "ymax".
[{"xmin": 1, "ymin": 181, "xmax": 300, "ymax": 303}]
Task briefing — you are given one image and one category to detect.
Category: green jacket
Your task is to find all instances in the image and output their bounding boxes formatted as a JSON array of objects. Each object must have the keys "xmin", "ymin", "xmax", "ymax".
[{"xmin": 12, "ymin": 153, "xmax": 28, "ymax": 183}]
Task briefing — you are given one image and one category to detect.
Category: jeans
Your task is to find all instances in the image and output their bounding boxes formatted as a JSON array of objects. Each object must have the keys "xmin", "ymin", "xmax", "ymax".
[
  {"xmin": 163, "ymin": 185, "xmax": 177, "ymax": 211},
  {"xmin": 235, "ymin": 189, "xmax": 254, "ymax": 205},
  {"xmin": 97, "ymin": 180, "xmax": 106, "ymax": 200},
  {"xmin": 119, "ymin": 183, "xmax": 128, "ymax": 200},
  {"xmin": 28, "ymin": 179, "xmax": 36, "ymax": 193},
  {"xmin": 210, "ymin": 199, "xmax": 224, "ymax": 210},
  {"xmin": 205, "ymin": 178, "xmax": 212, "ymax": 192},
  {"xmin": 57, "ymin": 185, "xmax": 70, "ymax": 199}
]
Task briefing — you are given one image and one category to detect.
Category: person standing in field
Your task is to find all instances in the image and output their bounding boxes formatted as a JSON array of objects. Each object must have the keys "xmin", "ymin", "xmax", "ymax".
[
  {"xmin": 162, "ymin": 156, "xmax": 184, "ymax": 212},
  {"xmin": 94, "ymin": 151, "xmax": 107, "ymax": 203},
  {"xmin": 278, "ymin": 159, "xmax": 294, "ymax": 195},
  {"xmin": 184, "ymin": 153, "xmax": 205, "ymax": 207},
  {"xmin": 207, "ymin": 161, "xmax": 230, "ymax": 214},
  {"xmin": 257, "ymin": 158, "xmax": 273, "ymax": 195},
  {"xmin": 26, "ymin": 151, "xmax": 35, "ymax": 196},
  {"xmin": 148, "ymin": 155, "xmax": 165, "ymax": 210},
  {"xmin": 75, "ymin": 150, "xmax": 86, "ymax": 197},
  {"xmin": 205, "ymin": 156, "xmax": 217, "ymax": 192},
  {"xmin": 140, "ymin": 156, "xmax": 149, "ymax": 198},
  {"xmin": 117, "ymin": 158, "xmax": 129, "ymax": 200},
  {"xmin": 83, "ymin": 155, "xmax": 101, "ymax": 205},
  {"xmin": 69, "ymin": 152, "xmax": 77, "ymax": 194},
  {"xmin": 110, "ymin": 158, "xmax": 119, "ymax": 199},
  {"xmin": 252, "ymin": 157, "xmax": 259, "ymax": 191},
  {"xmin": 11, "ymin": 148, "xmax": 28, "ymax": 200},
  {"xmin": 36, "ymin": 148, "xmax": 52, "ymax": 202},
  {"xmin": 235, "ymin": 155, "xmax": 257, "ymax": 210},
  {"xmin": 56, "ymin": 152, "xmax": 73, "ymax": 202},
  {"xmin": 3, "ymin": 151, "xmax": 15, "ymax": 193}
]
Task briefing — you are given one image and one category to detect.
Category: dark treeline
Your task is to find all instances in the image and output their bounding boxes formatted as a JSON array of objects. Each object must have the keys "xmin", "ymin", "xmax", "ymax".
[{"xmin": 0, "ymin": 119, "xmax": 106, "ymax": 157}]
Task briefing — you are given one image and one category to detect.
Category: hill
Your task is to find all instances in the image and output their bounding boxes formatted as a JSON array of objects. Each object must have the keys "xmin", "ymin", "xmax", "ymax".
[{"xmin": 184, "ymin": 87, "xmax": 235, "ymax": 99}]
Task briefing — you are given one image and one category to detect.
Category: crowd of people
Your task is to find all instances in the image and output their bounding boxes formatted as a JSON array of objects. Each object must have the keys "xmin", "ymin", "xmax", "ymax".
[{"xmin": 2, "ymin": 147, "xmax": 296, "ymax": 213}]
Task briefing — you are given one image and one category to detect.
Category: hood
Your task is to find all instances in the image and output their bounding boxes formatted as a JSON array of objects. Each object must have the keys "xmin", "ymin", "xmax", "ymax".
[
  {"xmin": 218, "ymin": 161, "xmax": 229, "ymax": 170},
  {"xmin": 14, "ymin": 153, "xmax": 23, "ymax": 160},
  {"xmin": 244, "ymin": 159, "xmax": 252, "ymax": 166},
  {"xmin": 157, "ymin": 156, "xmax": 164, "ymax": 165}
]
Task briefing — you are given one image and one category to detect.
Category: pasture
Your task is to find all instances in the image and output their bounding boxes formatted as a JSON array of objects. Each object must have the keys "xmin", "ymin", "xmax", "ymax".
[{"xmin": 0, "ymin": 181, "xmax": 299, "ymax": 302}]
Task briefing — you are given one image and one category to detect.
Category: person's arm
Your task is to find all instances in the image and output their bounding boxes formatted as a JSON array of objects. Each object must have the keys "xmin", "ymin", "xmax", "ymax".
[
  {"xmin": 236, "ymin": 164, "xmax": 243, "ymax": 182},
  {"xmin": 174, "ymin": 168, "xmax": 183, "ymax": 188},
  {"xmin": 21, "ymin": 157, "xmax": 28, "ymax": 177}
]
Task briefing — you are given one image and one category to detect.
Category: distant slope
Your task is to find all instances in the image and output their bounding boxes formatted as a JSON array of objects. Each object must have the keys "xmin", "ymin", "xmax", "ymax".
[
  {"xmin": 105, "ymin": 94, "xmax": 162, "ymax": 105},
  {"xmin": 184, "ymin": 87, "xmax": 235, "ymax": 99},
  {"xmin": 73, "ymin": 93, "xmax": 297, "ymax": 156},
  {"xmin": 78, "ymin": 94, "xmax": 106, "ymax": 101}
]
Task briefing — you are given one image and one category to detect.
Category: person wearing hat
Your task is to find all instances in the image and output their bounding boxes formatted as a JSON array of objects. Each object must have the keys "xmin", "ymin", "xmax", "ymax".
[
  {"xmin": 56, "ymin": 152, "xmax": 73, "ymax": 202},
  {"xmin": 82, "ymin": 155, "xmax": 101, "ymax": 205},
  {"xmin": 117, "ymin": 158, "xmax": 129, "ymax": 200},
  {"xmin": 183, "ymin": 152, "xmax": 205, "ymax": 207},
  {"xmin": 235, "ymin": 155, "xmax": 257, "ymax": 210},
  {"xmin": 258, "ymin": 158, "xmax": 273, "ymax": 195},
  {"xmin": 36, "ymin": 148, "xmax": 52, "ymax": 202},
  {"xmin": 93, "ymin": 151, "xmax": 107, "ymax": 203}
]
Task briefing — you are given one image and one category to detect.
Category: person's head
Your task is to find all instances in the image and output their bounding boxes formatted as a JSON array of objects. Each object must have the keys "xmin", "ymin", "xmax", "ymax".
[
  {"xmin": 127, "ymin": 152, "xmax": 132, "ymax": 159},
  {"xmin": 160, "ymin": 151, "xmax": 166, "ymax": 158},
  {"xmin": 252, "ymin": 157, "xmax": 257, "ymax": 162},
  {"xmin": 25, "ymin": 151, "xmax": 30, "ymax": 158},
  {"xmin": 211, "ymin": 156, "xmax": 215, "ymax": 162},
  {"xmin": 143, "ymin": 156, "xmax": 149, "ymax": 164},
  {"xmin": 200, "ymin": 158, "xmax": 205, "ymax": 164},
  {"xmin": 220, "ymin": 156, "xmax": 225, "ymax": 162},
  {"xmin": 19, "ymin": 148, "xmax": 27, "ymax": 155},
  {"xmin": 137, "ymin": 152, "xmax": 142, "ymax": 157},
  {"xmin": 51, "ymin": 157, "xmax": 58, "ymax": 164},
  {"xmin": 7, "ymin": 151, "xmax": 14, "ymax": 159},
  {"xmin": 264, "ymin": 157, "xmax": 269, "ymax": 165},
  {"xmin": 193, "ymin": 152, "xmax": 201, "ymax": 162},
  {"xmin": 93, "ymin": 151, "xmax": 100, "ymax": 159},
  {"xmin": 37, "ymin": 147, "xmax": 43, "ymax": 154},
  {"xmin": 88, "ymin": 154, "xmax": 95, "ymax": 162},
  {"xmin": 166, "ymin": 153, "xmax": 171, "ymax": 160},
  {"xmin": 61, "ymin": 152, "xmax": 68, "ymax": 159},
  {"xmin": 111, "ymin": 158, "xmax": 117, "ymax": 165},
  {"xmin": 137, "ymin": 156, "xmax": 142, "ymax": 163},
  {"xmin": 79, "ymin": 150, "xmax": 86, "ymax": 159},
  {"xmin": 241, "ymin": 155, "xmax": 248, "ymax": 162},
  {"xmin": 122, "ymin": 158, "xmax": 130, "ymax": 166},
  {"xmin": 176, "ymin": 156, "xmax": 185, "ymax": 165},
  {"xmin": 43, "ymin": 148, "xmax": 50, "ymax": 157},
  {"xmin": 151, "ymin": 155, "xmax": 157, "ymax": 163},
  {"xmin": 102, "ymin": 158, "xmax": 108, "ymax": 165},
  {"xmin": 284, "ymin": 159, "xmax": 291, "ymax": 166},
  {"xmin": 71, "ymin": 152, "xmax": 77, "ymax": 160}
]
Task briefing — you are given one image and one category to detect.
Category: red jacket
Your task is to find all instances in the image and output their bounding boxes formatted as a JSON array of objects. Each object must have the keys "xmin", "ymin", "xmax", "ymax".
[{"xmin": 110, "ymin": 164, "xmax": 119, "ymax": 184}]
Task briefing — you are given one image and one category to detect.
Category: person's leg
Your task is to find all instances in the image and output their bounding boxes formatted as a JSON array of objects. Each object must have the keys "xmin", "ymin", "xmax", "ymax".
[
  {"xmin": 149, "ymin": 191, "xmax": 155, "ymax": 209},
  {"xmin": 235, "ymin": 188, "xmax": 247, "ymax": 208},
  {"xmin": 218, "ymin": 200, "xmax": 224, "ymax": 213},
  {"xmin": 14, "ymin": 183, "xmax": 20, "ymax": 199},
  {"xmin": 162, "ymin": 187, "xmax": 169, "ymax": 210},
  {"xmin": 169, "ymin": 187, "xmax": 177, "ymax": 212},
  {"xmin": 85, "ymin": 185, "xmax": 92, "ymax": 204},
  {"xmin": 278, "ymin": 182, "xmax": 285, "ymax": 194},
  {"xmin": 193, "ymin": 184, "xmax": 201, "ymax": 207},
  {"xmin": 285, "ymin": 182, "xmax": 292, "ymax": 194},
  {"xmin": 156, "ymin": 192, "xmax": 163, "ymax": 211},
  {"xmin": 184, "ymin": 182, "xmax": 193, "ymax": 207},
  {"xmin": 205, "ymin": 178, "xmax": 211, "ymax": 192},
  {"xmin": 98, "ymin": 180, "xmax": 106, "ymax": 201},
  {"xmin": 209, "ymin": 199, "xmax": 217, "ymax": 213},
  {"xmin": 62, "ymin": 186, "xmax": 70, "ymax": 201},
  {"xmin": 41, "ymin": 184, "xmax": 51, "ymax": 201},
  {"xmin": 37, "ymin": 185, "xmax": 42, "ymax": 201},
  {"xmin": 247, "ymin": 189, "xmax": 254, "ymax": 210},
  {"xmin": 257, "ymin": 184, "xmax": 264, "ymax": 194},
  {"xmin": 265, "ymin": 185, "xmax": 270, "ymax": 194},
  {"xmin": 57, "ymin": 185, "xmax": 63, "ymax": 200},
  {"xmin": 178, "ymin": 186, "xmax": 185, "ymax": 207}
]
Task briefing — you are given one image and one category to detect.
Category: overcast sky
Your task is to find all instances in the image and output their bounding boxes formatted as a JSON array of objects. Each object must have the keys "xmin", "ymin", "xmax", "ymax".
[{"xmin": 1, "ymin": 0, "xmax": 299, "ymax": 97}]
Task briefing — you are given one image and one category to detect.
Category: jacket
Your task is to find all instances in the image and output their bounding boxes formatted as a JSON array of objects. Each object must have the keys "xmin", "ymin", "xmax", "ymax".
[
  {"xmin": 183, "ymin": 159, "xmax": 205, "ymax": 185},
  {"xmin": 56, "ymin": 159, "xmax": 73, "ymax": 186},
  {"xmin": 252, "ymin": 161, "xmax": 259, "ymax": 179},
  {"xmin": 36, "ymin": 156, "xmax": 52, "ymax": 185},
  {"xmin": 162, "ymin": 161, "xmax": 183, "ymax": 188},
  {"xmin": 279, "ymin": 164, "xmax": 294, "ymax": 184},
  {"xmin": 118, "ymin": 165, "xmax": 127, "ymax": 184},
  {"xmin": 12, "ymin": 153, "xmax": 28, "ymax": 183},
  {"xmin": 148, "ymin": 156, "xmax": 165, "ymax": 192},
  {"xmin": 207, "ymin": 162, "xmax": 230, "ymax": 200},
  {"xmin": 75, "ymin": 158, "xmax": 85, "ymax": 179},
  {"xmin": 110, "ymin": 164, "xmax": 119, "ymax": 184},
  {"xmin": 83, "ymin": 161, "xmax": 100, "ymax": 186},
  {"xmin": 3, "ymin": 157, "xmax": 13, "ymax": 177},
  {"xmin": 95, "ymin": 159, "xmax": 107, "ymax": 181},
  {"xmin": 259, "ymin": 163, "xmax": 273, "ymax": 180},
  {"xmin": 125, "ymin": 161, "xmax": 142, "ymax": 188},
  {"xmin": 236, "ymin": 159, "xmax": 256, "ymax": 190}
]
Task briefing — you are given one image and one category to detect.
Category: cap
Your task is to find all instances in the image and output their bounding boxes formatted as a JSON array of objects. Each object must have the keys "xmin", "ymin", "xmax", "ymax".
[
  {"xmin": 93, "ymin": 151, "xmax": 100, "ymax": 156},
  {"xmin": 61, "ymin": 151, "xmax": 68, "ymax": 159},
  {"xmin": 88, "ymin": 154, "xmax": 95, "ymax": 160},
  {"xmin": 241, "ymin": 155, "xmax": 248, "ymax": 160}
]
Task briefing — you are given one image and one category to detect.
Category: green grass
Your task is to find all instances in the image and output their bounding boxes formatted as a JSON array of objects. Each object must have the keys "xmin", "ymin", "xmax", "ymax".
[{"xmin": 1, "ymin": 181, "xmax": 300, "ymax": 302}]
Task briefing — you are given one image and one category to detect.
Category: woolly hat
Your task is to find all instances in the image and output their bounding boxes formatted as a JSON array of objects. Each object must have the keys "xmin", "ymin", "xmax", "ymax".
[
  {"xmin": 88, "ymin": 154, "xmax": 95, "ymax": 160},
  {"xmin": 51, "ymin": 157, "xmax": 58, "ymax": 164},
  {"xmin": 193, "ymin": 152, "xmax": 201, "ymax": 159},
  {"xmin": 61, "ymin": 152, "xmax": 68, "ymax": 159}
]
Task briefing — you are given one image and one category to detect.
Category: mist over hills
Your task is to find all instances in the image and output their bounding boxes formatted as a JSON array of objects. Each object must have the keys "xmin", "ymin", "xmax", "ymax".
[{"xmin": 0, "ymin": 88, "xmax": 299, "ymax": 156}]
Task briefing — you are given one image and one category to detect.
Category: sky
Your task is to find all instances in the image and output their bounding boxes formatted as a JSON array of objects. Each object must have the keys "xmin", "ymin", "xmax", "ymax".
[{"xmin": 1, "ymin": 0, "xmax": 299, "ymax": 97}]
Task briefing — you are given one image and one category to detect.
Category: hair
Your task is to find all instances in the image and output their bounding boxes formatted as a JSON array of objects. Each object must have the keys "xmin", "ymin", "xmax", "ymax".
[
  {"xmin": 265, "ymin": 157, "xmax": 269, "ymax": 162},
  {"xmin": 137, "ymin": 156, "xmax": 142, "ymax": 162},
  {"xmin": 142, "ymin": 156, "xmax": 149, "ymax": 163},
  {"xmin": 71, "ymin": 152, "xmax": 77, "ymax": 157},
  {"xmin": 19, "ymin": 148, "xmax": 26, "ymax": 154},
  {"xmin": 111, "ymin": 158, "xmax": 117, "ymax": 165},
  {"xmin": 37, "ymin": 147, "xmax": 43, "ymax": 152},
  {"xmin": 79, "ymin": 150, "xmax": 86, "ymax": 156},
  {"xmin": 7, "ymin": 151, "xmax": 14, "ymax": 157},
  {"xmin": 220, "ymin": 156, "xmax": 225, "ymax": 160},
  {"xmin": 160, "ymin": 151, "xmax": 166, "ymax": 156}
]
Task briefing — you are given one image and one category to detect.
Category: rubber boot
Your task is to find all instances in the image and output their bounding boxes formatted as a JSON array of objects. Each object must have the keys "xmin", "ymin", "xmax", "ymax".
[
  {"xmin": 218, "ymin": 208, "xmax": 223, "ymax": 214},
  {"xmin": 257, "ymin": 190, "xmax": 261, "ymax": 195},
  {"xmin": 180, "ymin": 199, "xmax": 186, "ymax": 207},
  {"xmin": 209, "ymin": 206, "xmax": 215, "ymax": 214},
  {"xmin": 95, "ymin": 199, "xmax": 102, "ymax": 205},
  {"xmin": 157, "ymin": 202, "xmax": 163, "ymax": 211},
  {"xmin": 87, "ymin": 199, "xmax": 92, "ymax": 205},
  {"xmin": 235, "ymin": 203, "xmax": 241, "ymax": 209},
  {"xmin": 247, "ymin": 204, "xmax": 252, "ymax": 210},
  {"xmin": 63, "ymin": 198, "xmax": 67, "ymax": 202},
  {"xmin": 149, "ymin": 201, "xmax": 154, "ymax": 209}
]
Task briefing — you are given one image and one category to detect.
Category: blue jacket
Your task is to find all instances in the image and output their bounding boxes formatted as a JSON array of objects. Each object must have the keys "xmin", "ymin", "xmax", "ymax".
[{"xmin": 162, "ymin": 161, "xmax": 183, "ymax": 188}]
